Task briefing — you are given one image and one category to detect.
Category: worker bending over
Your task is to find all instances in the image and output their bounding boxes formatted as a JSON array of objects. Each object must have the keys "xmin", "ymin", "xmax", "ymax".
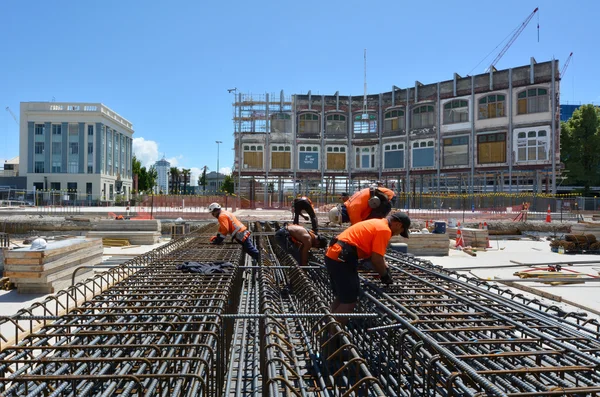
[
  {"xmin": 275, "ymin": 224, "xmax": 328, "ymax": 266},
  {"xmin": 292, "ymin": 196, "xmax": 318, "ymax": 232},
  {"xmin": 208, "ymin": 202, "xmax": 260, "ymax": 261},
  {"xmin": 325, "ymin": 212, "xmax": 410, "ymax": 326},
  {"xmin": 328, "ymin": 183, "xmax": 395, "ymax": 226}
]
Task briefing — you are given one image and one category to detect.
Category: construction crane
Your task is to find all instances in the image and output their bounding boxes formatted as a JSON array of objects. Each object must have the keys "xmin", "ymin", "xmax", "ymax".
[
  {"xmin": 5, "ymin": 107, "xmax": 18, "ymax": 125},
  {"xmin": 561, "ymin": 52, "xmax": 573, "ymax": 78},
  {"xmin": 486, "ymin": 7, "xmax": 539, "ymax": 72}
]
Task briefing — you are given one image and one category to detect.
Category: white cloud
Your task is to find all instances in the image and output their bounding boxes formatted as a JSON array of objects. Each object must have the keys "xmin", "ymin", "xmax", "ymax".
[
  {"xmin": 132, "ymin": 137, "xmax": 159, "ymax": 168},
  {"xmin": 166, "ymin": 155, "xmax": 183, "ymax": 167},
  {"xmin": 190, "ymin": 167, "xmax": 203, "ymax": 186},
  {"xmin": 220, "ymin": 167, "xmax": 232, "ymax": 175}
]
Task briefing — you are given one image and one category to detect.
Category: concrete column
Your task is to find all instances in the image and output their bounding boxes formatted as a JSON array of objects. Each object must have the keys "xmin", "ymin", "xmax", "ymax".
[
  {"xmin": 436, "ymin": 83, "xmax": 441, "ymax": 191},
  {"xmin": 44, "ymin": 122, "xmax": 51, "ymax": 173},
  {"xmin": 95, "ymin": 123, "xmax": 102, "ymax": 174},
  {"xmin": 508, "ymin": 69, "xmax": 513, "ymax": 193},
  {"xmin": 78, "ymin": 123, "xmax": 85, "ymax": 173},
  {"xmin": 551, "ymin": 59, "xmax": 557, "ymax": 194},
  {"xmin": 470, "ymin": 76, "xmax": 475, "ymax": 195},
  {"xmin": 61, "ymin": 122, "xmax": 68, "ymax": 173},
  {"xmin": 27, "ymin": 122, "xmax": 34, "ymax": 173}
]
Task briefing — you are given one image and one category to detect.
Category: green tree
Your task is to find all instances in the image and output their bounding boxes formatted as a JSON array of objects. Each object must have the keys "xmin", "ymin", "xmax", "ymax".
[
  {"xmin": 181, "ymin": 168, "xmax": 191, "ymax": 194},
  {"xmin": 199, "ymin": 166, "xmax": 208, "ymax": 193},
  {"xmin": 169, "ymin": 167, "xmax": 180, "ymax": 194},
  {"xmin": 138, "ymin": 166, "xmax": 148, "ymax": 192},
  {"xmin": 147, "ymin": 165, "xmax": 158, "ymax": 193},
  {"xmin": 221, "ymin": 174, "xmax": 235, "ymax": 194},
  {"xmin": 132, "ymin": 155, "xmax": 142, "ymax": 194},
  {"xmin": 561, "ymin": 105, "xmax": 600, "ymax": 195}
]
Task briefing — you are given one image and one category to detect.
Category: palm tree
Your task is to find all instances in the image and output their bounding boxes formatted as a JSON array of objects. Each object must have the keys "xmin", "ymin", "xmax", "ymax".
[
  {"xmin": 181, "ymin": 168, "xmax": 191, "ymax": 194},
  {"xmin": 169, "ymin": 167, "xmax": 180, "ymax": 194}
]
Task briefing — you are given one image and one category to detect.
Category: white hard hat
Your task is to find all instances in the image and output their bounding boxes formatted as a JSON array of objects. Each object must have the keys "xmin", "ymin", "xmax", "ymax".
[
  {"xmin": 328, "ymin": 207, "xmax": 342, "ymax": 225},
  {"xmin": 208, "ymin": 202, "xmax": 221, "ymax": 212},
  {"xmin": 31, "ymin": 238, "xmax": 47, "ymax": 251}
]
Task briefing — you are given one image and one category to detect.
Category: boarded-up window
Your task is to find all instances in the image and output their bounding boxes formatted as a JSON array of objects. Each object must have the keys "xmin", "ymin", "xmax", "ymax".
[
  {"xmin": 384, "ymin": 109, "xmax": 405, "ymax": 132},
  {"xmin": 443, "ymin": 136, "xmax": 469, "ymax": 166},
  {"xmin": 353, "ymin": 114, "xmax": 377, "ymax": 134},
  {"xmin": 271, "ymin": 113, "xmax": 291, "ymax": 133},
  {"xmin": 516, "ymin": 129, "xmax": 548, "ymax": 162},
  {"xmin": 326, "ymin": 114, "xmax": 347, "ymax": 134},
  {"xmin": 298, "ymin": 146, "xmax": 319, "ymax": 169},
  {"xmin": 517, "ymin": 88, "xmax": 549, "ymax": 114},
  {"xmin": 443, "ymin": 100, "xmax": 469, "ymax": 124},
  {"xmin": 243, "ymin": 144, "xmax": 264, "ymax": 169},
  {"xmin": 478, "ymin": 95, "xmax": 505, "ymax": 119},
  {"xmin": 326, "ymin": 146, "xmax": 346, "ymax": 170},
  {"xmin": 298, "ymin": 113, "xmax": 319, "ymax": 134},
  {"xmin": 384, "ymin": 143, "xmax": 404, "ymax": 169},
  {"xmin": 271, "ymin": 145, "xmax": 291, "ymax": 169},
  {"xmin": 412, "ymin": 140, "xmax": 434, "ymax": 167},
  {"xmin": 477, "ymin": 133, "xmax": 506, "ymax": 164},
  {"xmin": 412, "ymin": 105, "xmax": 434, "ymax": 129}
]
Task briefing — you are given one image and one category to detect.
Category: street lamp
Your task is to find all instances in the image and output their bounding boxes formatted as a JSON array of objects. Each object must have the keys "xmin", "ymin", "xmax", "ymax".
[{"xmin": 216, "ymin": 141, "xmax": 222, "ymax": 194}]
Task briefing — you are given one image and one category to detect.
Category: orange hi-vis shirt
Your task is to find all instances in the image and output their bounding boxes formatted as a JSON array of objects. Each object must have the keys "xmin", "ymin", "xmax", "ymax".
[
  {"xmin": 217, "ymin": 210, "xmax": 248, "ymax": 240},
  {"xmin": 345, "ymin": 187, "xmax": 395, "ymax": 225},
  {"xmin": 325, "ymin": 218, "xmax": 392, "ymax": 261}
]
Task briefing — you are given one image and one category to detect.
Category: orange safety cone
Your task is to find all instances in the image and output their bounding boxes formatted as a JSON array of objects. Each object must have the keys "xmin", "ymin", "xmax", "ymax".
[
  {"xmin": 483, "ymin": 222, "xmax": 492, "ymax": 248},
  {"xmin": 545, "ymin": 205, "xmax": 552, "ymax": 223},
  {"xmin": 455, "ymin": 225, "xmax": 464, "ymax": 248},
  {"xmin": 426, "ymin": 220, "xmax": 429, "ymax": 228}
]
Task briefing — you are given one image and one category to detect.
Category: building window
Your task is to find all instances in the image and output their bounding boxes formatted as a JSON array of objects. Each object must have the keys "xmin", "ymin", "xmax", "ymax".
[
  {"xmin": 50, "ymin": 182, "xmax": 61, "ymax": 191},
  {"xmin": 86, "ymin": 182, "xmax": 92, "ymax": 195},
  {"xmin": 34, "ymin": 161, "xmax": 44, "ymax": 173},
  {"xmin": 271, "ymin": 145, "xmax": 291, "ymax": 169},
  {"xmin": 52, "ymin": 161, "xmax": 61, "ymax": 173},
  {"xmin": 384, "ymin": 143, "xmax": 404, "ymax": 169},
  {"xmin": 68, "ymin": 161, "xmax": 78, "ymax": 174},
  {"xmin": 516, "ymin": 129, "xmax": 548, "ymax": 162},
  {"xmin": 326, "ymin": 114, "xmax": 347, "ymax": 134},
  {"xmin": 35, "ymin": 124, "xmax": 45, "ymax": 135},
  {"xmin": 242, "ymin": 144, "xmax": 264, "ymax": 169},
  {"xmin": 52, "ymin": 125, "xmax": 62, "ymax": 135},
  {"xmin": 69, "ymin": 123, "xmax": 78, "ymax": 136},
  {"xmin": 67, "ymin": 182, "xmax": 77, "ymax": 192},
  {"xmin": 478, "ymin": 95, "xmax": 505, "ymax": 119},
  {"xmin": 88, "ymin": 165, "xmax": 93, "ymax": 174},
  {"xmin": 326, "ymin": 145, "xmax": 346, "ymax": 170},
  {"xmin": 52, "ymin": 142, "xmax": 62, "ymax": 155},
  {"xmin": 69, "ymin": 142, "xmax": 79, "ymax": 155},
  {"xmin": 384, "ymin": 109, "xmax": 405, "ymax": 133},
  {"xmin": 355, "ymin": 146, "xmax": 376, "ymax": 169},
  {"xmin": 517, "ymin": 88, "xmax": 549, "ymax": 114},
  {"xmin": 412, "ymin": 105, "xmax": 435, "ymax": 129},
  {"xmin": 412, "ymin": 140, "xmax": 435, "ymax": 167},
  {"xmin": 477, "ymin": 132, "xmax": 506, "ymax": 164},
  {"xmin": 353, "ymin": 114, "xmax": 377, "ymax": 134},
  {"xmin": 443, "ymin": 136, "xmax": 469, "ymax": 166},
  {"xmin": 298, "ymin": 145, "xmax": 319, "ymax": 170},
  {"xmin": 271, "ymin": 113, "xmax": 291, "ymax": 133},
  {"xmin": 298, "ymin": 113, "xmax": 319, "ymax": 134},
  {"xmin": 88, "ymin": 142, "xmax": 93, "ymax": 154},
  {"xmin": 34, "ymin": 142, "xmax": 44, "ymax": 154},
  {"xmin": 88, "ymin": 125, "xmax": 94, "ymax": 136},
  {"xmin": 443, "ymin": 100, "xmax": 469, "ymax": 124}
]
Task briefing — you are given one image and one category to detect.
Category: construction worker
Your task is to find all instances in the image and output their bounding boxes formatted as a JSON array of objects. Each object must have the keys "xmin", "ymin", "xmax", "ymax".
[
  {"xmin": 275, "ymin": 223, "xmax": 328, "ymax": 267},
  {"xmin": 339, "ymin": 192, "xmax": 350, "ymax": 203},
  {"xmin": 292, "ymin": 196, "xmax": 318, "ymax": 232},
  {"xmin": 328, "ymin": 184, "xmax": 395, "ymax": 226},
  {"xmin": 325, "ymin": 212, "xmax": 410, "ymax": 326},
  {"xmin": 208, "ymin": 202, "xmax": 260, "ymax": 261}
]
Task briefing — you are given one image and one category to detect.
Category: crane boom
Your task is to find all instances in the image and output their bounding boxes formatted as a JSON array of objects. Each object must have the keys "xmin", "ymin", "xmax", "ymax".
[
  {"xmin": 487, "ymin": 7, "xmax": 539, "ymax": 72},
  {"xmin": 561, "ymin": 52, "xmax": 573, "ymax": 78},
  {"xmin": 5, "ymin": 107, "xmax": 18, "ymax": 125}
]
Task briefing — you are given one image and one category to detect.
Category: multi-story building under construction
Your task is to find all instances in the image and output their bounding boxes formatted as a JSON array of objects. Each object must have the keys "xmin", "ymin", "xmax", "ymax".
[{"xmin": 232, "ymin": 58, "xmax": 561, "ymax": 204}]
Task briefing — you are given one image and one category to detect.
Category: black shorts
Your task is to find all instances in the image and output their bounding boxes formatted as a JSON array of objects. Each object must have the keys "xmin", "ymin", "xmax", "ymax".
[{"xmin": 325, "ymin": 256, "xmax": 359, "ymax": 304}]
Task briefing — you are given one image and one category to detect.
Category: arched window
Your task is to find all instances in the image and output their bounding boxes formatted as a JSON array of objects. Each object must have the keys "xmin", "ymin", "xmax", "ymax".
[
  {"xmin": 443, "ymin": 100, "xmax": 469, "ymax": 124},
  {"xmin": 353, "ymin": 113, "xmax": 377, "ymax": 134},
  {"xmin": 412, "ymin": 105, "xmax": 434, "ymax": 129},
  {"xmin": 517, "ymin": 88, "xmax": 548, "ymax": 114},
  {"xmin": 325, "ymin": 114, "xmax": 347, "ymax": 134},
  {"xmin": 515, "ymin": 128, "xmax": 548, "ymax": 161},
  {"xmin": 384, "ymin": 109, "xmax": 405, "ymax": 132},
  {"xmin": 478, "ymin": 94, "xmax": 505, "ymax": 119},
  {"xmin": 298, "ymin": 113, "xmax": 320, "ymax": 134},
  {"xmin": 271, "ymin": 113, "xmax": 291, "ymax": 133}
]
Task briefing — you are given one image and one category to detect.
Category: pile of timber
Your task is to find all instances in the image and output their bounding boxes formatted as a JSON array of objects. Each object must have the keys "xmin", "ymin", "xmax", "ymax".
[
  {"xmin": 87, "ymin": 219, "xmax": 161, "ymax": 245},
  {"xmin": 571, "ymin": 221, "xmax": 600, "ymax": 240},
  {"xmin": 390, "ymin": 232, "xmax": 449, "ymax": 256},
  {"xmin": 448, "ymin": 227, "xmax": 489, "ymax": 248},
  {"xmin": 2, "ymin": 238, "xmax": 103, "ymax": 294}
]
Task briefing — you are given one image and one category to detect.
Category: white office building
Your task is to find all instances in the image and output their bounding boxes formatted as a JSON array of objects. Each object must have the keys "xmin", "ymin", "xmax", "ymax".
[
  {"xmin": 20, "ymin": 102, "xmax": 134, "ymax": 201},
  {"xmin": 154, "ymin": 157, "xmax": 170, "ymax": 194}
]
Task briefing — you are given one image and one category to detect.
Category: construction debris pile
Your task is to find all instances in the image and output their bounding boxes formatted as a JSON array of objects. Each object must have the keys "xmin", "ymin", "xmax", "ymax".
[{"xmin": 1, "ymin": 222, "xmax": 600, "ymax": 396}]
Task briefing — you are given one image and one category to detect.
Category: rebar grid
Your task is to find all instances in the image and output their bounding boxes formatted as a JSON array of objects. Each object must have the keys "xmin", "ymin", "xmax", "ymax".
[{"xmin": 0, "ymin": 224, "xmax": 243, "ymax": 396}]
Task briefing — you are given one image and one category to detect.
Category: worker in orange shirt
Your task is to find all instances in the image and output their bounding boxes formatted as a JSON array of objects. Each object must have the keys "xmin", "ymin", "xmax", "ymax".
[
  {"xmin": 275, "ymin": 223, "xmax": 328, "ymax": 266},
  {"xmin": 208, "ymin": 202, "xmax": 260, "ymax": 261},
  {"xmin": 325, "ymin": 212, "xmax": 410, "ymax": 325},
  {"xmin": 328, "ymin": 182, "xmax": 395, "ymax": 226},
  {"xmin": 292, "ymin": 196, "xmax": 318, "ymax": 232}
]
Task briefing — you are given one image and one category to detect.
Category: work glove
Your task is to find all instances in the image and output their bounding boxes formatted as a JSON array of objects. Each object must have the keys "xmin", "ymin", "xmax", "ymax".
[
  {"xmin": 380, "ymin": 270, "xmax": 394, "ymax": 285},
  {"xmin": 210, "ymin": 235, "xmax": 224, "ymax": 245}
]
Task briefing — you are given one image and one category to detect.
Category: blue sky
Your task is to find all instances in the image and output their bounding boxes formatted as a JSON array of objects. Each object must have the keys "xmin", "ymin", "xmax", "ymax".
[{"xmin": 2, "ymin": 0, "xmax": 597, "ymax": 184}]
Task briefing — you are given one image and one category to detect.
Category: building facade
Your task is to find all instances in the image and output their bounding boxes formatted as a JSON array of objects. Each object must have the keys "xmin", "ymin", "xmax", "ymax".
[
  {"xmin": 233, "ymin": 59, "xmax": 561, "ymax": 200},
  {"xmin": 154, "ymin": 158, "xmax": 170, "ymax": 194},
  {"xmin": 20, "ymin": 102, "xmax": 134, "ymax": 201}
]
